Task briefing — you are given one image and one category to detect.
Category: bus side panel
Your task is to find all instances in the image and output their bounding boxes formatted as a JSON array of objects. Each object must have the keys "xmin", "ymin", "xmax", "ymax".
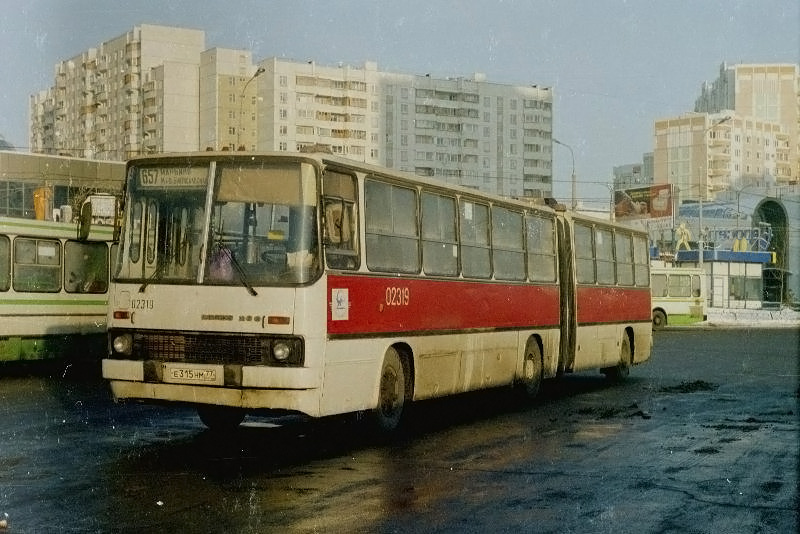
[
  {"xmin": 321, "ymin": 274, "xmax": 562, "ymax": 414},
  {"xmin": 319, "ymin": 328, "xmax": 560, "ymax": 416},
  {"xmin": 326, "ymin": 275, "xmax": 561, "ymax": 335},
  {"xmin": 573, "ymin": 286, "xmax": 651, "ymax": 370},
  {"xmin": 630, "ymin": 322, "xmax": 653, "ymax": 365}
]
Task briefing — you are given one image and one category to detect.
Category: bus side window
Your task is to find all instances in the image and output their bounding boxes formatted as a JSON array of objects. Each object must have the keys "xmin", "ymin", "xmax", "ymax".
[
  {"xmin": 459, "ymin": 200, "xmax": 491, "ymax": 279},
  {"xmin": 692, "ymin": 275, "xmax": 701, "ymax": 297},
  {"xmin": 651, "ymin": 274, "xmax": 667, "ymax": 297},
  {"xmin": 492, "ymin": 206, "xmax": 525, "ymax": 281},
  {"xmin": 574, "ymin": 223, "xmax": 595, "ymax": 284},
  {"xmin": 0, "ymin": 235, "xmax": 9, "ymax": 291},
  {"xmin": 595, "ymin": 227, "xmax": 615, "ymax": 285},
  {"xmin": 525, "ymin": 214, "xmax": 556, "ymax": 283},
  {"xmin": 615, "ymin": 232, "xmax": 634, "ymax": 286},
  {"xmin": 633, "ymin": 235, "xmax": 650, "ymax": 286},
  {"xmin": 421, "ymin": 192, "xmax": 457, "ymax": 276},
  {"xmin": 365, "ymin": 179, "xmax": 419, "ymax": 274},
  {"xmin": 13, "ymin": 238, "xmax": 61, "ymax": 293},
  {"xmin": 65, "ymin": 241, "xmax": 109, "ymax": 294}
]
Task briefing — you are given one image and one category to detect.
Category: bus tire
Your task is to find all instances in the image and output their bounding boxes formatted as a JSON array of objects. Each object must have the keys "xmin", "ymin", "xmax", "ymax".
[
  {"xmin": 197, "ymin": 405, "xmax": 245, "ymax": 431},
  {"xmin": 604, "ymin": 334, "xmax": 632, "ymax": 382},
  {"xmin": 652, "ymin": 310, "xmax": 667, "ymax": 330},
  {"xmin": 372, "ymin": 347, "xmax": 406, "ymax": 433},
  {"xmin": 516, "ymin": 339, "xmax": 543, "ymax": 400}
]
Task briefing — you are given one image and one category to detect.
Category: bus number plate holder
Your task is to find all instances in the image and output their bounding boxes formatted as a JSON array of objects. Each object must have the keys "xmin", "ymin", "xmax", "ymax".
[{"xmin": 162, "ymin": 363, "xmax": 224, "ymax": 386}]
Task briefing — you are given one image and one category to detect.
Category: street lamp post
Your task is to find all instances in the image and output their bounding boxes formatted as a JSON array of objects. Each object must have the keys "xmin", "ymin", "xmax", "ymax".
[
  {"xmin": 236, "ymin": 66, "xmax": 265, "ymax": 150},
  {"xmin": 552, "ymin": 138, "xmax": 576, "ymax": 211}
]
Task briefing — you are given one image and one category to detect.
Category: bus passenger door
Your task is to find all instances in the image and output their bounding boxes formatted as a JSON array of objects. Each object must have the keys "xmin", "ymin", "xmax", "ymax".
[{"xmin": 556, "ymin": 217, "xmax": 576, "ymax": 375}]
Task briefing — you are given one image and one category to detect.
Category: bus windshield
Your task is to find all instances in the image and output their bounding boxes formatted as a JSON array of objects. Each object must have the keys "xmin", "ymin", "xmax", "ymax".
[{"xmin": 115, "ymin": 159, "xmax": 320, "ymax": 287}]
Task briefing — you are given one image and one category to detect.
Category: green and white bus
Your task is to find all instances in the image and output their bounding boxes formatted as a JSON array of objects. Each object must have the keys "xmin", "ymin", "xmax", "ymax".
[
  {"xmin": 650, "ymin": 264, "xmax": 705, "ymax": 329},
  {"xmin": 0, "ymin": 216, "xmax": 115, "ymax": 362}
]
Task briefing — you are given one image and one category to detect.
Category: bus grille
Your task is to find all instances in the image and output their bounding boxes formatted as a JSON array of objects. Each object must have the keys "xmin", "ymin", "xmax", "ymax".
[{"xmin": 134, "ymin": 332, "xmax": 268, "ymax": 365}]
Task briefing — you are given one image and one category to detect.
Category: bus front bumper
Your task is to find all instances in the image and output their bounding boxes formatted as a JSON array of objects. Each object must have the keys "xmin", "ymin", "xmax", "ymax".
[{"xmin": 102, "ymin": 359, "xmax": 322, "ymax": 415}]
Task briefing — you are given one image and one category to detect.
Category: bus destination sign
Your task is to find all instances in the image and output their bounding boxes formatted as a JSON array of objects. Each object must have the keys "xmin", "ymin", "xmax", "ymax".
[{"xmin": 138, "ymin": 166, "xmax": 208, "ymax": 189}]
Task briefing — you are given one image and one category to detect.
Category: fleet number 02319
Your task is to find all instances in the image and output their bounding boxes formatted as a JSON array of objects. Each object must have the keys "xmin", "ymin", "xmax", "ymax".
[{"xmin": 385, "ymin": 286, "xmax": 410, "ymax": 306}]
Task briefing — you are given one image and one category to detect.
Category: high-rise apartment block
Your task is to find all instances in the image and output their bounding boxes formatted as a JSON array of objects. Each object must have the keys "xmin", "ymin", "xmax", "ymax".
[
  {"xmin": 694, "ymin": 62, "xmax": 798, "ymax": 183},
  {"xmin": 29, "ymin": 25, "xmax": 554, "ymax": 199},
  {"xmin": 654, "ymin": 112, "xmax": 784, "ymax": 202},
  {"xmin": 200, "ymin": 48, "xmax": 262, "ymax": 152},
  {"xmin": 30, "ymin": 25, "xmax": 206, "ymax": 161},
  {"xmin": 651, "ymin": 63, "xmax": 798, "ymax": 202},
  {"xmin": 257, "ymin": 58, "xmax": 554, "ymax": 198}
]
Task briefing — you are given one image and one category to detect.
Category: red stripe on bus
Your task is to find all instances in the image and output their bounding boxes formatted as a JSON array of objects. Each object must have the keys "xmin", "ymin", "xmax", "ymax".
[
  {"xmin": 327, "ymin": 274, "xmax": 561, "ymax": 335},
  {"xmin": 576, "ymin": 285, "xmax": 652, "ymax": 324}
]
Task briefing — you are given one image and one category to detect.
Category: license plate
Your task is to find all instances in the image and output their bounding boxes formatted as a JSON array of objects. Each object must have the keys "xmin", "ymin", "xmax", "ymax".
[{"xmin": 162, "ymin": 363, "xmax": 224, "ymax": 385}]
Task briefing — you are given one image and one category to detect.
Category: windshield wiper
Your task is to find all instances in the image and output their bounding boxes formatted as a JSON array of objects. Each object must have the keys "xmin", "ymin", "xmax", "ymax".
[
  {"xmin": 138, "ymin": 255, "xmax": 167, "ymax": 293},
  {"xmin": 217, "ymin": 245, "xmax": 258, "ymax": 297}
]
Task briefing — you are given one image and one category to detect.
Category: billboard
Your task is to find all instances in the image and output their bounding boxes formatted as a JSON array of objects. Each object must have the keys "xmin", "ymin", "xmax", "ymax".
[{"xmin": 614, "ymin": 184, "xmax": 673, "ymax": 221}]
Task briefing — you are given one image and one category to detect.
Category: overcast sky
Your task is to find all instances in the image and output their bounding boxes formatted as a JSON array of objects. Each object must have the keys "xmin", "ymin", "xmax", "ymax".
[{"xmin": 0, "ymin": 1, "xmax": 797, "ymax": 203}]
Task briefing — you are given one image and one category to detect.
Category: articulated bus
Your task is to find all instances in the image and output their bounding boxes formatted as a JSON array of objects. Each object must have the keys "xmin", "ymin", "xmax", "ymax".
[
  {"xmin": 102, "ymin": 152, "xmax": 652, "ymax": 431},
  {"xmin": 0, "ymin": 216, "xmax": 114, "ymax": 362},
  {"xmin": 650, "ymin": 264, "xmax": 705, "ymax": 329}
]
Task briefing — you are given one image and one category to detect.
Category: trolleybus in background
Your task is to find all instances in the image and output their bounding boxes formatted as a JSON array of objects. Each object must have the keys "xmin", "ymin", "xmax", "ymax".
[
  {"xmin": 0, "ymin": 216, "xmax": 115, "ymax": 362},
  {"xmin": 102, "ymin": 152, "xmax": 652, "ymax": 431},
  {"xmin": 650, "ymin": 264, "xmax": 706, "ymax": 329}
]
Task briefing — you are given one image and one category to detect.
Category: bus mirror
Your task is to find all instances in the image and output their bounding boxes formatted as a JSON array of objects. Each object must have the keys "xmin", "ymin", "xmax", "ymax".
[{"xmin": 77, "ymin": 202, "xmax": 92, "ymax": 241}]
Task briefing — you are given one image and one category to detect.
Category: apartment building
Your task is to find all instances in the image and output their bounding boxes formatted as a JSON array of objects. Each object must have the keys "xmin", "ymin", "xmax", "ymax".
[
  {"xmin": 200, "ymin": 48, "xmax": 262, "ymax": 151},
  {"xmin": 30, "ymin": 25, "xmax": 554, "ymax": 199},
  {"xmin": 30, "ymin": 24, "xmax": 205, "ymax": 160},
  {"xmin": 256, "ymin": 58, "xmax": 554, "ymax": 198},
  {"xmin": 257, "ymin": 58, "xmax": 382, "ymax": 164},
  {"xmin": 653, "ymin": 112, "xmax": 784, "ymax": 202},
  {"xmin": 381, "ymin": 73, "xmax": 554, "ymax": 199},
  {"xmin": 694, "ymin": 63, "xmax": 798, "ymax": 183}
]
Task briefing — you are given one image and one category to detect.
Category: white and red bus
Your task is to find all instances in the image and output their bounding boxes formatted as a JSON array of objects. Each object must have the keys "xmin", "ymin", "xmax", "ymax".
[{"xmin": 102, "ymin": 152, "xmax": 652, "ymax": 431}]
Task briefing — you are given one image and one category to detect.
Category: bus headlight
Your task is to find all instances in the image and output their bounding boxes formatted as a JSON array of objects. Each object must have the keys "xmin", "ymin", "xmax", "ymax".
[
  {"xmin": 112, "ymin": 333, "xmax": 133, "ymax": 356},
  {"xmin": 273, "ymin": 341, "xmax": 292, "ymax": 361}
]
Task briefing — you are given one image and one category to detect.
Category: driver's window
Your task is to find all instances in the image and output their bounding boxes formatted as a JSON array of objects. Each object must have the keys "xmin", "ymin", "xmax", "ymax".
[{"xmin": 323, "ymin": 170, "xmax": 359, "ymax": 270}]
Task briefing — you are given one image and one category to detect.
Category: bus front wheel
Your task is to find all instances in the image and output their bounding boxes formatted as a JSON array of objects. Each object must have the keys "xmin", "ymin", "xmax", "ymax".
[
  {"xmin": 372, "ymin": 347, "xmax": 406, "ymax": 432},
  {"xmin": 197, "ymin": 405, "xmax": 245, "ymax": 431}
]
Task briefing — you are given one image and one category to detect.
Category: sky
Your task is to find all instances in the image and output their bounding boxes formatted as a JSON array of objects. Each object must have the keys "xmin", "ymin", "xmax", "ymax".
[{"xmin": 0, "ymin": 0, "xmax": 797, "ymax": 204}]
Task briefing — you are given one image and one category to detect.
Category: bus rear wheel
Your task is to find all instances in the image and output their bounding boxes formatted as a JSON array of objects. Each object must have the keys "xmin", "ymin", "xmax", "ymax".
[
  {"xmin": 372, "ymin": 347, "xmax": 406, "ymax": 432},
  {"xmin": 652, "ymin": 310, "xmax": 667, "ymax": 330},
  {"xmin": 197, "ymin": 405, "xmax": 245, "ymax": 431},
  {"xmin": 516, "ymin": 339, "xmax": 543, "ymax": 401},
  {"xmin": 603, "ymin": 334, "xmax": 631, "ymax": 382}
]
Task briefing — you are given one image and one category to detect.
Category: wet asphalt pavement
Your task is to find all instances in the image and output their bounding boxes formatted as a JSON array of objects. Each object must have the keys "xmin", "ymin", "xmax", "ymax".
[{"xmin": 0, "ymin": 328, "xmax": 797, "ymax": 533}]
